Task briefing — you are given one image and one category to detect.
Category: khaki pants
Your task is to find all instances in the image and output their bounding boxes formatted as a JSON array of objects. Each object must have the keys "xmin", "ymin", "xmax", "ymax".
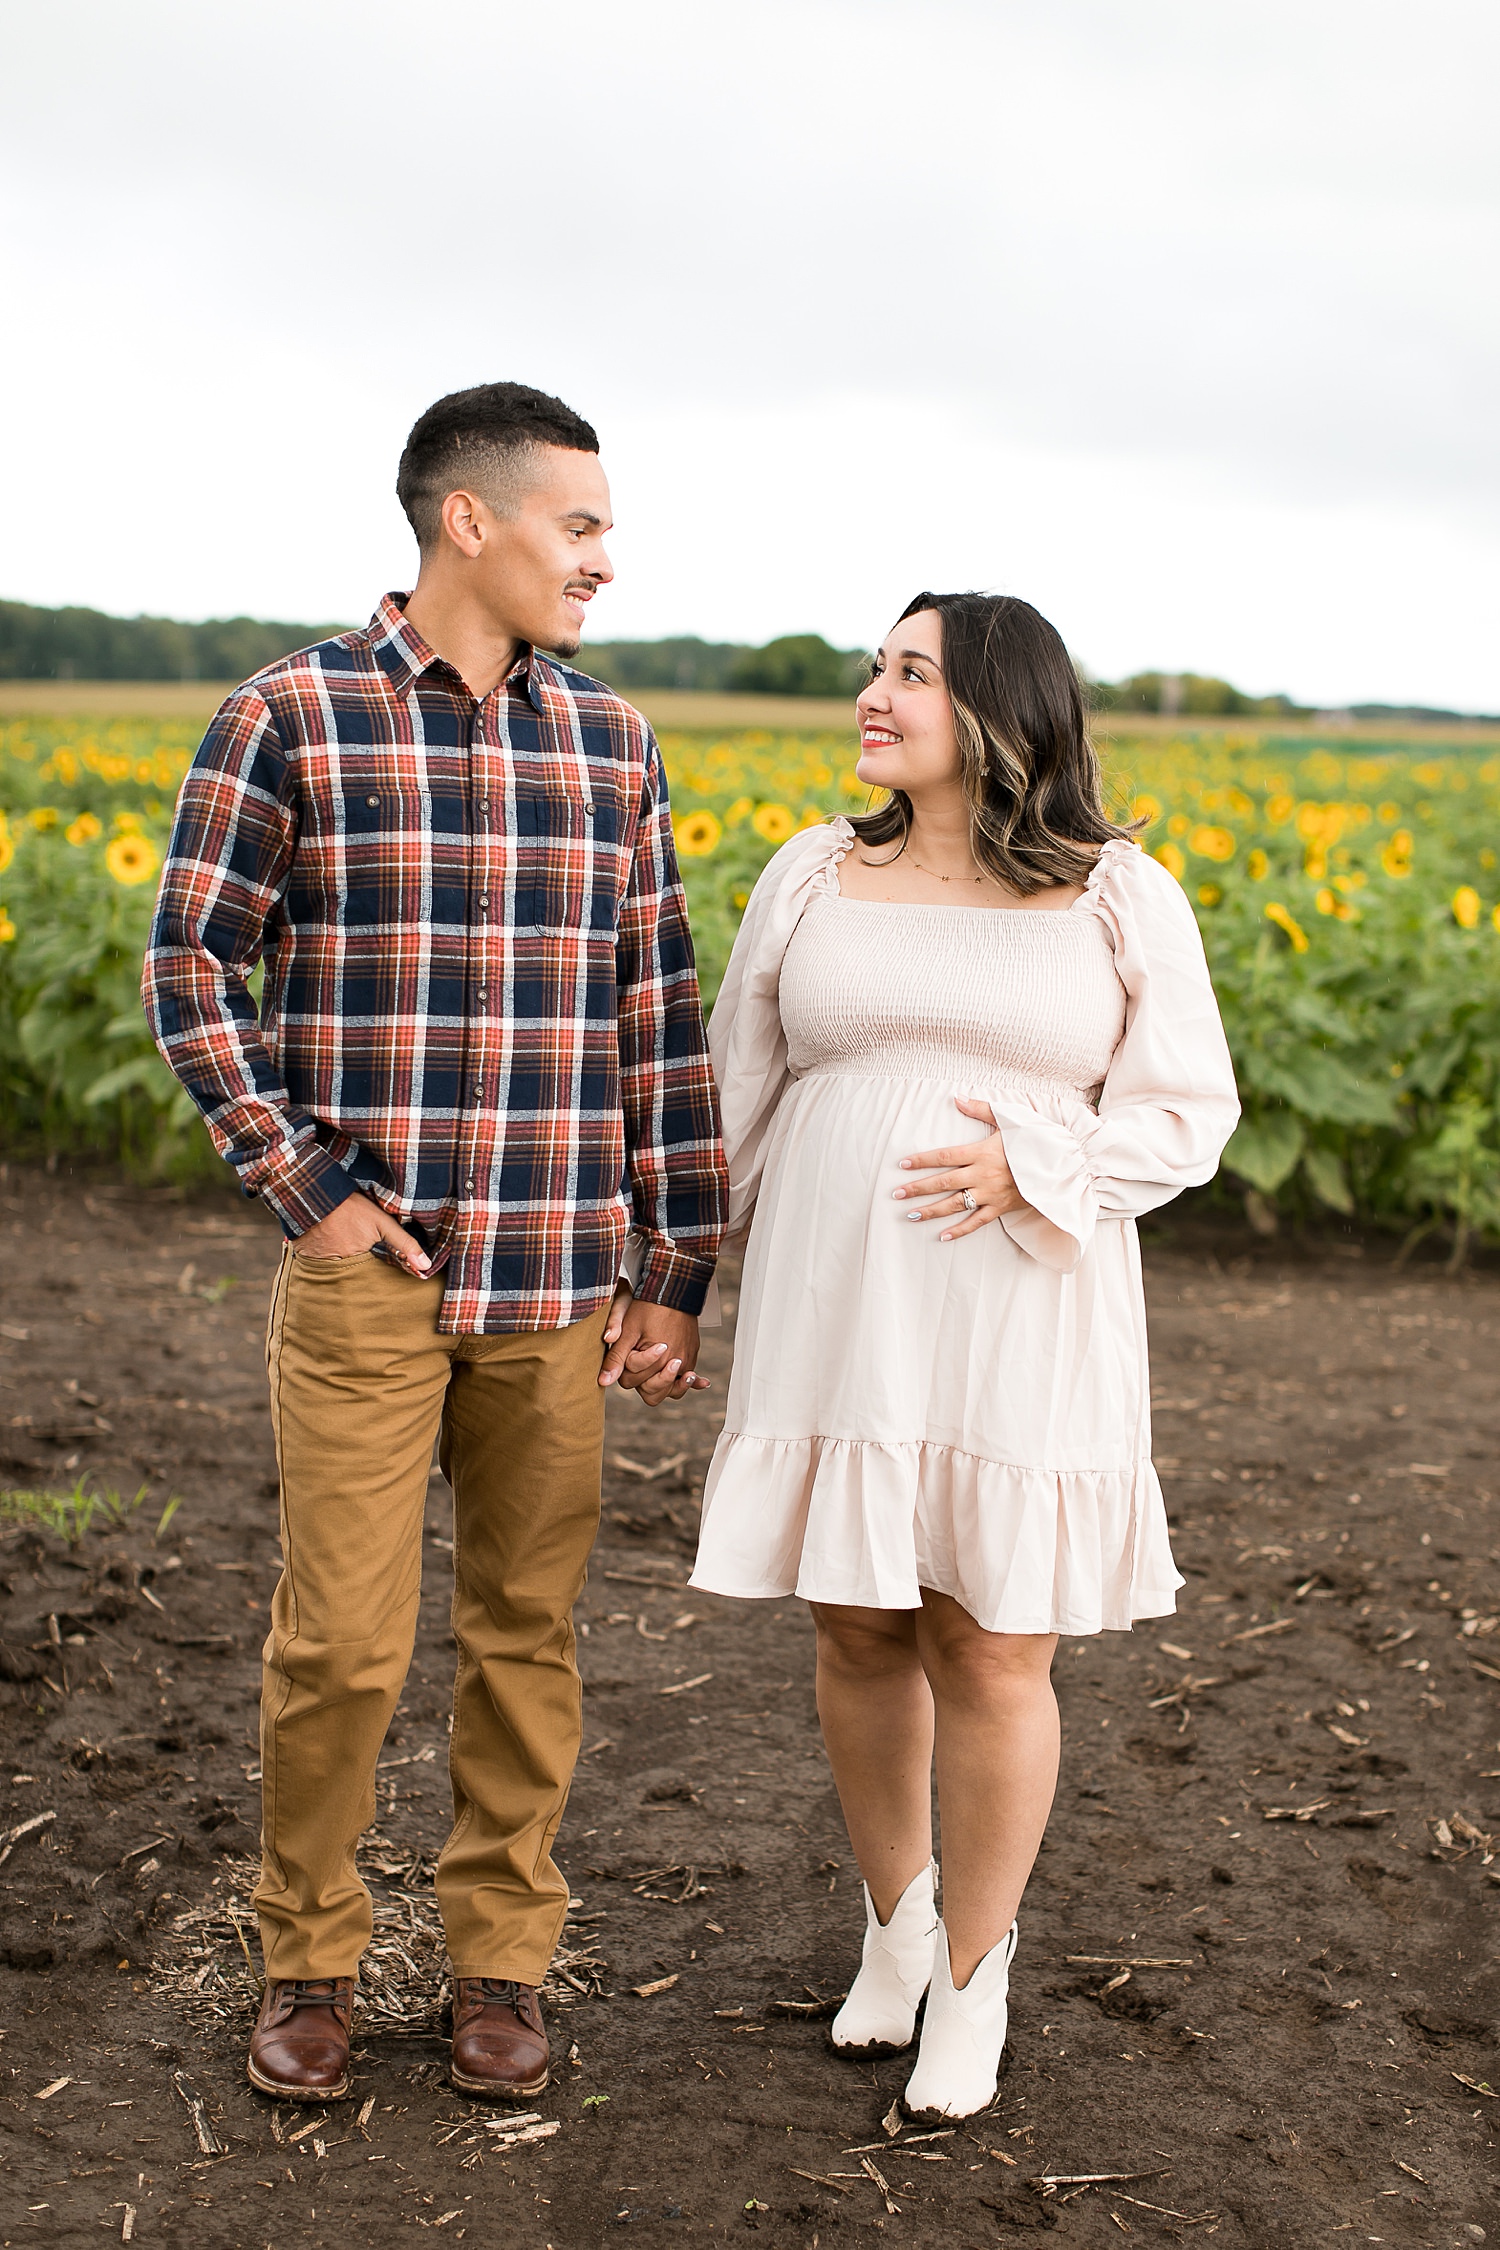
[{"xmin": 254, "ymin": 1247, "xmax": 608, "ymax": 1983}]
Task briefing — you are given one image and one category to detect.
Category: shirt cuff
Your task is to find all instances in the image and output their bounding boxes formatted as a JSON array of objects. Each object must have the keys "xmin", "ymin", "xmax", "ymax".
[
  {"xmin": 251, "ymin": 1146, "xmax": 364, "ymax": 1239},
  {"xmin": 633, "ymin": 1238, "xmax": 717, "ymax": 1318}
]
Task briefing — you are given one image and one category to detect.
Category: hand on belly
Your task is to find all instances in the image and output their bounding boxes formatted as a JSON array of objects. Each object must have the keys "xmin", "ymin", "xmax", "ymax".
[{"xmin": 892, "ymin": 1096, "xmax": 1031, "ymax": 1239}]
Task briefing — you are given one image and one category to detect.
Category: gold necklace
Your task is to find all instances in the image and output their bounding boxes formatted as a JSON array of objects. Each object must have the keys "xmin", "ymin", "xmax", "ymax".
[{"xmin": 907, "ymin": 852, "xmax": 993, "ymax": 888}]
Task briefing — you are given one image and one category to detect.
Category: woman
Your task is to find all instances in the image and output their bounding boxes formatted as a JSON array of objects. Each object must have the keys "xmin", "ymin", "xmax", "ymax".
[{"xmin": 689, "ymin": 592, "xmax": 1239, "ymax": 2119}]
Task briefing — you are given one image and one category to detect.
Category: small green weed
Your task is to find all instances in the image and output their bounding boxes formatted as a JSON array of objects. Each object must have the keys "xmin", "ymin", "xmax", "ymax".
[{"xmin": 0, "ymin": 1477, "xmax": 182, "ymax": 1544}]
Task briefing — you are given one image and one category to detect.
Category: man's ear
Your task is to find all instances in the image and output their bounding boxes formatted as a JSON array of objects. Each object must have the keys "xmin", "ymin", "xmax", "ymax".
[{"xmin": 437, "ymin": 486, "xmax": 487, "ymax": 559}]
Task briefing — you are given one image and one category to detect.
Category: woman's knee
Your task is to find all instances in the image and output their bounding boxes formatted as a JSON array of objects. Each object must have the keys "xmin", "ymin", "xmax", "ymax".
[
  {"xmin": 810, "ymin": 1602, "xmax": 919, "ymax": 1678},
  {"xmin": 918, "ymin": 1601, "xmax": 1057, "ymax": 1705}
]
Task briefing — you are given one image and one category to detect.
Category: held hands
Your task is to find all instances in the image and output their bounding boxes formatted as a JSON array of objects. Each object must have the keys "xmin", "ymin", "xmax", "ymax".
[
  {"xmin": 292, "ymin": 1190, "xmax": 432, "ymax": 1275},
  {"xmin": 894, "ymin": 1097, "xmax": 1029, "ymax": 1240},
  {"xmin": 598, "ymin": 1283, "xmax": 709, "ymax": 1405}
]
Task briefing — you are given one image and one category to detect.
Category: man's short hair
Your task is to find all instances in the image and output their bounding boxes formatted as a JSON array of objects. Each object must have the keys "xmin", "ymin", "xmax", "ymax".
[{"xmin": 396, "ymin": 382, "xmax": 599, "ymax": 550}]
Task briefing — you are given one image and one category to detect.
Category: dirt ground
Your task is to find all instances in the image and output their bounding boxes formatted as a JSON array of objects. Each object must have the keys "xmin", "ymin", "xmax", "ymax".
[{"xmin": 0, "ymin": 1164, "xmax": 1496, "ymax": 2250}]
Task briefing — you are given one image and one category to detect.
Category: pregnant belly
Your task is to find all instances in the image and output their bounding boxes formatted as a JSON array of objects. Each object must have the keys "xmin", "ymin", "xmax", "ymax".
[
  {"xmin": 761, "ymin": 1064, "xmax": 1106, "ymax": 1237},
  {"xmin": 768, "ymin": 1069, "xmax": 995, "ymax": 1199},
  {"xmin": 738, "ymin": 1070, "xmax": 1144, "ymax": 1464}
]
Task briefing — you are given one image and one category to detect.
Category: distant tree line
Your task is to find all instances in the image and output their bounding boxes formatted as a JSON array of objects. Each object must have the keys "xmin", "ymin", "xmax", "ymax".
[
  {"xmin": 575, "ymin": 633, "xmax": 869, "ymax": 696},
  {"xmin": 0, "ymin": 598, "xmax": 349, "ymax": 684},
  {"xmin": 1084, "ymin": 673, "xmax": 1497, "ymax": 725},
  {"xmin": 0, "ymin": 599, "xmax": 1488, "ymax": 723},
  {"xmin": 1088, "ymin": 669, "xmax": 1303, "ymax": 718}
]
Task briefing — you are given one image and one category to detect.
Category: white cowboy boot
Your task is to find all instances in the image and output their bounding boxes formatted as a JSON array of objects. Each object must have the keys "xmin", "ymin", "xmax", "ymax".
[
  {"xmin": 830, "ymin": 1860, "xmax": 938, "ymax": 2054},
  {"xmin": 903, "ymin": 1917, "xmax": 1018, "ymax": 2118}
]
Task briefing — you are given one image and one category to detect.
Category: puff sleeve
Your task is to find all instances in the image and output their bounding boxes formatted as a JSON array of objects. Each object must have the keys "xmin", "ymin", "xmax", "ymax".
[
  {"xmin": 992, "ymin": 842, "xmax": 1240, "ymax": 1273},
  {"xmin": 708, "ymin": 819, "xmax": 853, "ymax": 1246}
]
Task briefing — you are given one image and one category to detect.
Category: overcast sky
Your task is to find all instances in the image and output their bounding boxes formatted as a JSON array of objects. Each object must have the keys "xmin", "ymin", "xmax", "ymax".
[{"xmin": 4, "ymin": 0, "xmax": 1496, "ymax": 706}]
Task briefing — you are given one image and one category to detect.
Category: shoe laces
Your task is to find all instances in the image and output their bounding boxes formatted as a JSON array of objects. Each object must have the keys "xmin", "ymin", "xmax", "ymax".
[
  {"xmin": 282, "ymin": 1979, "xmax": 346, "ymax": 2011},
  {"xmin": 468, "ymin": 1977, "xmax": 522, "ymax": 2008}
]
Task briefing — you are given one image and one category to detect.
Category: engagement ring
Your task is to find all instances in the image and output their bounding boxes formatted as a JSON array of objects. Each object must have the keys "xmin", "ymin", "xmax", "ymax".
[{"xmin": 962, "ymin": 1190, "xmax": 978, "ymax": 1212}]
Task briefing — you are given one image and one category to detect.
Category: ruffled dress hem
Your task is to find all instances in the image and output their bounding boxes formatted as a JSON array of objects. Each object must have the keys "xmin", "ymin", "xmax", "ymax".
[{"xmin": 690, "ymin": 1431, "xmax": 1183, "ymax": 1637}]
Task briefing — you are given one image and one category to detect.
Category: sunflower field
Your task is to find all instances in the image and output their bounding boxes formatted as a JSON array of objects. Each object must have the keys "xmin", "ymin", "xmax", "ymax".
[
  {"xmin": 3, "ymin": 713, "xmax": 1499, "ymax": 1254},
  {"xmin": 0, "ymin": 719, "xmax": 206, "ymax": 1171}
]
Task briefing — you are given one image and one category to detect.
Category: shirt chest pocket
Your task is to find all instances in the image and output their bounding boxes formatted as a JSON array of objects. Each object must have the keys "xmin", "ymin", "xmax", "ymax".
[
  {"xmin": 327, "ymin": 786, "xmax": 417, "ymax": 924},
  {"xmin": 514, "ymin": 789, "xmax": 623, "ymax": 933},
  {"xmin": 343, "ymin": 788, "xmax": 392, "ymax": 836}
]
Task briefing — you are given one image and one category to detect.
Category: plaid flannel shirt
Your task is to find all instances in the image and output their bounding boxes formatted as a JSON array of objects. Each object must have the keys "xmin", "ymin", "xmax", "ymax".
[{"xmin": 142, "ymin": 594, "xmax": 728, "ymax": 1332}]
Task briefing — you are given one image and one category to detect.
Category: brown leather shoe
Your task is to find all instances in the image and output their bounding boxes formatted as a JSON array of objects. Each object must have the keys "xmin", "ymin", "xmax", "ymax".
[
  {"xmin": 247, "ymin": 1977, "xmax": 354, "ymax": 2101},
  {"xmin": 450, "ymin": 1977, "xmax": 550, "ymax": 2098}
]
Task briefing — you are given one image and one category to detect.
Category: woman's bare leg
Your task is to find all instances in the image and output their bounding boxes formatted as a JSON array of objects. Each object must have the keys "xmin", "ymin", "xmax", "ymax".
[
  {"xmin": 809, "ymin": 1602, "xmax": 933, "ymax": 1921},
  {"xmin": 914, "ymin": 1590, "xmax": 1059, "ymax": 1985}
]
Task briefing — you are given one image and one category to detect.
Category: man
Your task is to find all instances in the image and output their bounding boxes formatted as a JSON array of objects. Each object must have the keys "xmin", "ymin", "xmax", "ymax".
[{"xmin": 143, "ymin": 382, "xmax": 728, "ymax": 2103}]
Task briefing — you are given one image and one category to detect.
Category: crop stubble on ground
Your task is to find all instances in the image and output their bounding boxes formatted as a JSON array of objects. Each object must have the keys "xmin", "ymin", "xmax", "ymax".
[{"xmin": 0, "ymin": 1168, "xmax": 1496, "ymax": 2247}]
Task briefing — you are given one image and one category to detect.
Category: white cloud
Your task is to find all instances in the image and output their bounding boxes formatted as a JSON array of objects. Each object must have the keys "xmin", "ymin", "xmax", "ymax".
[{"xmin": 2, "ymin": 0, "xmax": 1495, "ymax": 704}]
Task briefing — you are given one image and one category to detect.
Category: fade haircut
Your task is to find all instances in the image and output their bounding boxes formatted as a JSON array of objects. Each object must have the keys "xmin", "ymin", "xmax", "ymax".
[{"xmin": 396, "ymin": 382, "xmax": 600, "ymax": 550}]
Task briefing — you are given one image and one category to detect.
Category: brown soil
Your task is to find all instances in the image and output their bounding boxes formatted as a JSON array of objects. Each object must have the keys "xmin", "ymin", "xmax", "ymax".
[{"xmin": 0, "ymin": 1165, "xmax": 1496, "ymax": 2249}]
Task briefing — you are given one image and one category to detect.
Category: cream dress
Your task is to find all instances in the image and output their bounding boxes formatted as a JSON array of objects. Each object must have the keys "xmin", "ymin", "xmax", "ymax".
[{"xmin": 689, "ymin": 820, "xmax": 1239, "ymax": 1636}]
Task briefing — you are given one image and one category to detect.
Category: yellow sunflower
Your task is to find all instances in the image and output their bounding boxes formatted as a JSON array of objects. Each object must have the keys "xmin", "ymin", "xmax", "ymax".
[
  {"xmin": 105, "ymin": 834, "xmax": 161, "ymax": 887},
  {"xmin": 1451, "ymin": 885, "xmax": 1481, "ymax": 931},
  {"xmin": 1246, "ymin": 848, "xmax": 1269, "ymax": 881},
  {"xmin": 65, "ymin": 812, "xmax": 103, "ymax": 847},
  {"xmin": 1153, "ymin": 842, "xmax": 1187, "ymax": 881},
  {"xmin": 1188, "ymin": 824, "xmax": 1236, "ymax": 862},
  {"xmin": 0, "ymin": 906, "xmax": 15, "ymax": 944},
  {"xmin": 752, "ymin": 803, "xmax": 796, "ymax": 844},
  {"xmin": 674, "ymin": 810, "xmax": 723, "ymax": 858},
  {"xmin": 1264, "ymin": 901, "xmax": 1309, "ymax": 952}
]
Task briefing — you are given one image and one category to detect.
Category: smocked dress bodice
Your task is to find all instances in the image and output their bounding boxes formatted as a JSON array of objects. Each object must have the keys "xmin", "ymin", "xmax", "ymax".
[{"xmin": 780, "ymin": 894, "xmax": 1126, "ymax": 1099}]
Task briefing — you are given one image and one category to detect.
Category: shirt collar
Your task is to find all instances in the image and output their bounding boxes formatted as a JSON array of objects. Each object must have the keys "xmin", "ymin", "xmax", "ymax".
[{"xmin": 368, "ymin": 592, "xmax": 547, "ymax": 711}]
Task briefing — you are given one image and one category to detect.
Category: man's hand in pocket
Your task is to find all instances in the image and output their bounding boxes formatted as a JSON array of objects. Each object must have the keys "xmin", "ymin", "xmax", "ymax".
[{"xmin": 293, "ymin": 1193, "xmax": 431, "ymax": 1276}]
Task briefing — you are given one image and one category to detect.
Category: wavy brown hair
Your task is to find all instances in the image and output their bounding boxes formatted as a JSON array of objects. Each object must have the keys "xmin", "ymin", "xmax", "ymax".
[{"xmin": 851, "ymin": 591, "xmax": 1138, "ymax": 895}]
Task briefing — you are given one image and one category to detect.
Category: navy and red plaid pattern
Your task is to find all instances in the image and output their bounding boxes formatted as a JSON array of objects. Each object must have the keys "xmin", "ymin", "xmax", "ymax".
[{"xmin": 143, "ymin": 594, "xmax": 727, "ymax": 1332}]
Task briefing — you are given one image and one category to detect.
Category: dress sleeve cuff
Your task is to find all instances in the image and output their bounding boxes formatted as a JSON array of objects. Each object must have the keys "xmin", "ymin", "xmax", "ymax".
[{"xmin": 993, "ymin": 1110, "xmax": 1099, "ymax": 1273}]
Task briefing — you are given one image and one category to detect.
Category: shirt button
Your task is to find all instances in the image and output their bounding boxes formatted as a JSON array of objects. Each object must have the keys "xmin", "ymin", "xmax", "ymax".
[
  {"xmin": 366, "ymin": 795, "xmax": 379, "ymax": 808},
  {"xmin": 472, "ymin": 1084, "xmax": 483, "ymax": 1101},
  {"xmin": 476, "ymin": 988, "xmax": 488, "ymax": 1005},
  {"xmin": 583, "ymin": 800, "xmax": 595, "ymax": 814},
  {"xmin": 463, "ymin": 1177, "xmax": 475, "ymax": 1194},
  {"xmin": 478, "ymin": 798, "xmax": 490, "ymax": 815},
  {"xmin": 478, "ymin": 895, "xmax": 489, "ymax": 912}
]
